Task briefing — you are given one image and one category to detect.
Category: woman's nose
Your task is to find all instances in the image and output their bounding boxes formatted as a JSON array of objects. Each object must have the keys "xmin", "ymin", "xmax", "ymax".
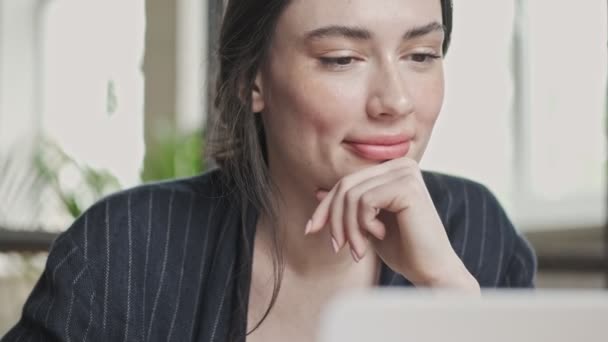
[{"xmin": 366, "ymin": 62, "xmax": 414, "ymax": 120}]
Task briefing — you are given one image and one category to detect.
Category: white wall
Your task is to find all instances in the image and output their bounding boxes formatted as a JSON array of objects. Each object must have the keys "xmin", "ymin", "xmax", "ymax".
[{"xmin": 0, "ymin": 0, "xmax": 41, "ymax": 154}]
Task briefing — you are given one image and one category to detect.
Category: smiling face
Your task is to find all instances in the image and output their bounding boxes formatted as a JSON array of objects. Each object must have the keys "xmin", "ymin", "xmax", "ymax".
[{"xmin": 252, "ymin": 0, "xmax": 445, "ymax": 194}]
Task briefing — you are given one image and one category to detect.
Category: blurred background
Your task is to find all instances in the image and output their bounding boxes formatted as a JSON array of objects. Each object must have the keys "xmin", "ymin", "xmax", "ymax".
[{"xmin": 0, "ymin": 0, "xmax": 606, "ymax": 335}]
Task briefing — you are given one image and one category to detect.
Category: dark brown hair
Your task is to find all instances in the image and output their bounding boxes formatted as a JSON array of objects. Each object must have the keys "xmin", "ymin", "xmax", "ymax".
[{"xmin": 207, "ymin": 0, "xmax": 453, "ymax": 335}]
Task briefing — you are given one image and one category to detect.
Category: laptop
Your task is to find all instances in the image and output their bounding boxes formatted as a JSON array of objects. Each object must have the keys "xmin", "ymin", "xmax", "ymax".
[{"xmin": 317, "ymin": 289, "xmax": 608, "ymax": 342}]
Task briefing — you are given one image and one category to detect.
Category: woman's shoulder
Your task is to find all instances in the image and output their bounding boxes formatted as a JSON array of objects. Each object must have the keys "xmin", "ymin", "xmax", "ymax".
[
  {"xmin": 421, "ymin": 170, "xmax": 502, "ymax": 215},
  {"xmin": 55, "ymin": 168, "xmax": 238, "ymax": 276},
  {"xmin": 9, "ymin": 169, "xmax": 242, "ymax": 340},
  {"xmin": 421, "ymin": 170, "xmax": 536, "ymax": 287},
  {"xmin": 70, "ymin": 168, "xmax": 225, "ymax": 223},
  {"xmin": 101, "ymin": 166, "xmax": 233, "ymax": 207},
  {"xmin": 421, "ymin": 170, "xmax": 511, "ymax": 237}
]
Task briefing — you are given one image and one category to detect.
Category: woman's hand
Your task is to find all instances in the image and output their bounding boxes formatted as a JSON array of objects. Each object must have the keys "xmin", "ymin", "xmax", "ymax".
[{"xmin": 305, "ymin": 157, "xmax": 479, "ymax": 291}]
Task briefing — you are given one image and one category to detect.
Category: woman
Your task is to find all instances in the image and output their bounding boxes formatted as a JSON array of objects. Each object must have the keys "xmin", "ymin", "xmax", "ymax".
[{"xmin": 3, "ymin": 0, "xmax": 536, "ymax": 341}]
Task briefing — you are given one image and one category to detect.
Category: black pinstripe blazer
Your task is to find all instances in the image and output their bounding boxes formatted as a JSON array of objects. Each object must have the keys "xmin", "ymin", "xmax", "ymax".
[{"xmin": 2, "ymin": 168, "xmax": 536, "ymax": 341}]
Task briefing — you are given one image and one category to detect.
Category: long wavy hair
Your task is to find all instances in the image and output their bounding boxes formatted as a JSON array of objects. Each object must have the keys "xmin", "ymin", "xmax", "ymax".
[{"xmin": 207, "ymin": 0, "xmax": 453, "ymax": 336}]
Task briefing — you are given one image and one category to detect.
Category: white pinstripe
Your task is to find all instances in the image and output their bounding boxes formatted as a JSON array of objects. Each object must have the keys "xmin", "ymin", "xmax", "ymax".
[
  {"xmin": 65, "ymin": 264, "xmax": 89, "ymax": 342},
  {"xmin": 123, "ymin": 193, "xmax": 133, "ymax": 342},
  {"xmin": 389, "ymin": 272, "xmax": 398, "ymax": 286},
  {"xmin": 84, "ymin": 213, "xmax": 88, "ymax": 261},
  {"xmin": 515, "ymin": 252, "xmax": 530, "ymax": 285},
  {"xmin": 102, "ymin": 200, "xmax": 110, "ymax": 334},
  {"xmin": 146, "ymin": 190, "xmax": 175, "ymax": 341},
  {"xmin": 51, "ymin": 247, "xmax": 78, "ymax": 281},
  {"xmin": 493, "ymin": 208, "xmax": 506, "ymax": 286},
  {"xmin": 28, "ymin": 291, "xmax": 46, "ymax": 323},
  {"xmin": 44, "ymin": 246, "xmax": 78, "ymax": 325},
  {"xmin": 210, "ymin": 259, "xmax": 235, "ymax": 342},
  {"xmin": 460, "ymin": 179, "xmax": 470, "ymax": 258},
  {"xmin": 476, "ymin": 191, "xmax": 488, "ymax": 276},
  {"xmin": 167, "ymin": 194, "xmax": 195, "ymax": 341},
  {"xmin": 188, "ymin": 200, "xmax": 216, "ymax": 341},
  {"xmin": 141, "ymin": 190, "xmax": 153, "ymax": 341},
  {"xmin": 83, "ymin": 292, "xmax": 95, "ymax": 342},
  {"xmin": 443, "ymin": 179, "xmax": 453, "ymax": 227}
]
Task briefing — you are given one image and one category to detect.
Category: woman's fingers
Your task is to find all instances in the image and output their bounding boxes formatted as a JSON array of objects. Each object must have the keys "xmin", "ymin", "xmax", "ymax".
[
  {"xmin": 308, "ymin": 157, "xmax": 419, "ymax": 261},
  {"xmin": 342, "ymin": 186, "xmax": 368, "ymax": 260},
  {"xmin": 329, "ymin": 183, "xmax": 348, "ymax": 254},
  {"xmin": 360, "ymin": 213, "xmax": 387, "ymax": 241},
  {"xmin": 340, "ymin": 166, "xmax": 414, "ymax": 259},
  {"xmin": 309, "ymin": 158, "xmax": 408, "ymax": 233},
  {"xmin": 307, "ymin": 186, "xmax": 337, "ymax": 235}
]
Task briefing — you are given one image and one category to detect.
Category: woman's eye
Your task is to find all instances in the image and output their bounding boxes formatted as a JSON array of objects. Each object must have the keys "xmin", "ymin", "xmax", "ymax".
[
  {"xmin": 319, "ymin": 56, "xmax": 356, "ymax": 68},
  {"xmin": 409, "ymin": 53, "xmax": 441, "ymax": 64}
]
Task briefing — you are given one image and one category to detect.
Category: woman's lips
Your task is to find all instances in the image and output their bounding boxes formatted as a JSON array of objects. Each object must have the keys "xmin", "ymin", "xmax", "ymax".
[{"xmin": 344, "ymin": 138, "xmax": 412, "ymax": 161}]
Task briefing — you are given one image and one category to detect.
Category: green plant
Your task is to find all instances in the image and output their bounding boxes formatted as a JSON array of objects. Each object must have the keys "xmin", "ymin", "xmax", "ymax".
[
  {"xmin": 33, "ymin": 139, "xmax": 121, "ymax": 219},
  {"xmin": 1, "ymin": 126, "xmax": 205, "ymax": 226},
  {"xmin": 141, "ymin": 129, "xmax": 205, "ymax": 182}
]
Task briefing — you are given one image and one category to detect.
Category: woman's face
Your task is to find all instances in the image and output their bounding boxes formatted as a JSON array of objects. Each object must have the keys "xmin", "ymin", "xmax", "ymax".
[{"xmin": 253, "ymin": 0, "xmax": 445, "ymax": 193}]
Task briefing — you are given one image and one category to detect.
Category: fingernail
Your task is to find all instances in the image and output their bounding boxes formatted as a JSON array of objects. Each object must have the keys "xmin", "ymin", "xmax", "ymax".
[
  {"xmin": 331, "ymin": 237, "xmax": 339, "ymax": 254},
  {"xmin": 350, "ymin": 248, "xmax": 360, "ymax": 263},
  {"xmin": 304, "ymin": 219, "xmax": 312, "ymax": 235}
]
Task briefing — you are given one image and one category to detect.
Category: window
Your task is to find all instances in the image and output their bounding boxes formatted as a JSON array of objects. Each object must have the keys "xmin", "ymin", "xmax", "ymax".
[
  {"xmin": 41, "ymin": 0, "xmax": 146, "ymax": 188},
  {"xmin": 0, "ymin": 0, "xmax": 45, "ymax": 229},
  {"xmin": 422, "ymin": 0, "xmax": 607, "ymax": 232},
  {"xmin": 37, "ymin": 0, "xmax": 144, "ymax": 228},
  {"xmin": 0, "ymin": 0, "xmax": 40, "ymax": 154}
]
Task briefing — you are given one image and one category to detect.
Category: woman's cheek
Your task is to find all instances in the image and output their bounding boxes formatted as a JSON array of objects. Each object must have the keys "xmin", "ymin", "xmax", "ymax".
[
  {"xmin": 411, "ymin": 81, "xmax": 444, "ymax": 161},
  {"xmin": 413, "ymin": 78, "xmax": 444, "ymax": 122},
  {"xmin": 296, "ymin": 84, "xmax": 357, "ymax": 136}
]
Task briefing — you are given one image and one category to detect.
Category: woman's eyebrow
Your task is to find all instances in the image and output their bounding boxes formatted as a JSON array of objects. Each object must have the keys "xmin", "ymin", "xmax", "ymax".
[
  {"xmin": 305, "ymin": 25, "xmax": 371, "ymax": 41},
  {"xmin": 402, "ymin": 22, "xmax": 445, "ymax": 41},
  {"xmin": 303, "ymin": 21, "xmax": 445, "ymax": 42}
]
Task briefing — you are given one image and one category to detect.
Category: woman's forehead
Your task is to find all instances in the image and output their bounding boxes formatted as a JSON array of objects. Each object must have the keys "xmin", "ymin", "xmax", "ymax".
[{"xmin": 278, "ymin": 0, "xmax": 443, "ymax": 35}]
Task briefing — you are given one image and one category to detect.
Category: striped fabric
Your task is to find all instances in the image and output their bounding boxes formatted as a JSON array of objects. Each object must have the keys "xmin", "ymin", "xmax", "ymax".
[{"xmin": 2, "ymin": 168, "xmax": 536, "ymax": 341}]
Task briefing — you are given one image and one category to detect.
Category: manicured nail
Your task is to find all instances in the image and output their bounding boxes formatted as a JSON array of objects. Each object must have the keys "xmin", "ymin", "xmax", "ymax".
[
  {"xmin": 350, "ymin": 248, "xmax": 360, "ymax": 263},
  {"xmin": 305, "ymin": 219, "xmax": 312, "ymax": 235},
  {"xmin": 331, "ymin": 237, "xmax": 339, "ymax": 254}
]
